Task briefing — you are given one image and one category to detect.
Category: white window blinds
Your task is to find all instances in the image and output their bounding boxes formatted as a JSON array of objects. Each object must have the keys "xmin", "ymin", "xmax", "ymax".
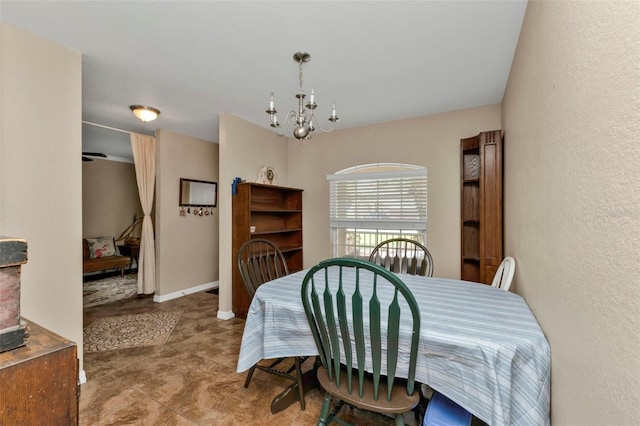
[{"xmin": 327, "ymin": 168, "xmax": 427, "ymax": 230}]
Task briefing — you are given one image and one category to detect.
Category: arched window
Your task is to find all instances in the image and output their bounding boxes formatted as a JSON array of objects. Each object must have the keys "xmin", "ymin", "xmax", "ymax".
[{"xmin": 326, "ymin": 163, "xmax": 427, "ymax": 258}]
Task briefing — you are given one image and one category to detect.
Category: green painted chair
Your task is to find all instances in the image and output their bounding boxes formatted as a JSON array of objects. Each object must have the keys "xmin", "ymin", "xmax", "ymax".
[
  {"xmin": 301, "ymin": 258, "xmax": 421, "ymax": 426},
  {"xmin": 369, "ymin": 238, "xmax": 434, "ymax": 277}
]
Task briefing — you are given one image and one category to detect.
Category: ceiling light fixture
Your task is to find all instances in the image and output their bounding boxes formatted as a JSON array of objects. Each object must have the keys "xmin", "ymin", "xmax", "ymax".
[
  {"xmin": 266, "ymin": 52, "xmax": 339, "ymax": 140},
  {"xmin": 130, "ymin": 105, "xmax": 160, "ymax": 122}
]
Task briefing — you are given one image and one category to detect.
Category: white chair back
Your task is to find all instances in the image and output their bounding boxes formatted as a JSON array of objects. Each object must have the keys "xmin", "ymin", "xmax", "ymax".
[{"xmin": 491, "ymin": 256, "xmax": 516, "ymax": 291}]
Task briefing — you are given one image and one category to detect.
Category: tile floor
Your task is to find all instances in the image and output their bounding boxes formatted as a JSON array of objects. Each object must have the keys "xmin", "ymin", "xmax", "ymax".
[{"xmin": 81, "ymin": 290, "xmax": 424, "ymax": 425}]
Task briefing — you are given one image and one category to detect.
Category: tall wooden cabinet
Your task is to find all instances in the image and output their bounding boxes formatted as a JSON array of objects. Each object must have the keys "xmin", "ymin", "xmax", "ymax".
[
  {"xmin": 232, "ymin": 182, "xmax": 303, "ymax": 318},
  {"xmin": 460, "ymin": 130, "xmax": 503, "ymax": 284}
]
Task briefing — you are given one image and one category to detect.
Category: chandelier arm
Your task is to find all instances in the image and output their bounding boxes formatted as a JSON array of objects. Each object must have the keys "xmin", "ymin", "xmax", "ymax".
[
  {"xmin": 271, "ymin": 126, "xmax": 285, "ymax": 137},
  {"xmin": 273, "ymin": 111, "xmax": 300, "ymax": 137},
  {"xmin": 311, "ymin": 112, "xmax": 338, "ymax": 133},
  {"xmin": 284, "ymin": 110, "xmax": 298, "ymax": 127}
]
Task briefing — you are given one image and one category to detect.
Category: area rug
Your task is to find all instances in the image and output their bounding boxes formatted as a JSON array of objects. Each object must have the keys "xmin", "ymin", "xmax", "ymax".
[
  {"xmin": 84, "ymin": 310, "xmax": 183, "ymax": 353},
  {"xmin": 83, "ymin": 274, "xmax": 138, "ymax": 307}
]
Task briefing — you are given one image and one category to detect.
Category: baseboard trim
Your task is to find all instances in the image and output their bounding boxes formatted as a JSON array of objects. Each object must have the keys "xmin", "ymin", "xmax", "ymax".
[
  {"xmin": 153, "ymin": 280, "xmax": 219, "ymax": 303},
  {"xmin": 217, "ymin": 310, "xmax": 235, "ymax": 320},
  {"xmin": 79, "ymin": 369, "xmax": 87, "ymax": 384}
]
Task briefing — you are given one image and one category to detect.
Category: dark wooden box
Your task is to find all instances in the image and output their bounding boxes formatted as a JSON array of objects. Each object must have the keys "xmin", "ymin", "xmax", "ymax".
[{"xmin": 0, "ymin": 237, "xmax": 28, "ymax": 352}]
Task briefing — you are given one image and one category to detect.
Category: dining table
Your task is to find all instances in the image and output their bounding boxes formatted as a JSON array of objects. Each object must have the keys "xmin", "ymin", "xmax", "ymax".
[{"xmin": 237, "ymin": 267, "xmax": 551, "ymax": 426}]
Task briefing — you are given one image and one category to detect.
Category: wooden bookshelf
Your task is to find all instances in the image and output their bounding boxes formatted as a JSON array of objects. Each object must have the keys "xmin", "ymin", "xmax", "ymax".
[
  {"xmin": 231, "ymin": 183, "xmax": 303, "ymax": 318},
  {"xmin": 460, "ymin": 130, "xmax": 503, "ymax": 284}
]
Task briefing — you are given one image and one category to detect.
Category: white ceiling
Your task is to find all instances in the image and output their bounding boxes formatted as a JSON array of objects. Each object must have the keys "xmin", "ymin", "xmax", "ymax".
[{"xmin": 2, "ymin": 1, "xmax": 527, "ymax": 160}]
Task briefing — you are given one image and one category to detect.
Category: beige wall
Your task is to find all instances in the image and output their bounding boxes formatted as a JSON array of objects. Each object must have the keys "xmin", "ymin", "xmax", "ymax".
[
  {"xmin": 82, "ymin": 158, "xmax": 142, "ymax": 239},
  {"xmin": 288, "ymin": 105, "xmax": 501, "ymax": 278},
  {"xmin": 156, "ymin": 129, "xmax": 219, "ymax": 297},
  {"xmin": 218, "ymin": 113, "xmax": 289, "ymax": 315},
  {"xmin": 0, "ymin": 23, "xmax": 84, "ymax": 366},
  {"xmin": 502, "ymin": 1, "xmax": 640, "ymax": 424},
  {"xmin": 218, "ymin": 108, "xmax": 500, "ymax": 315}
]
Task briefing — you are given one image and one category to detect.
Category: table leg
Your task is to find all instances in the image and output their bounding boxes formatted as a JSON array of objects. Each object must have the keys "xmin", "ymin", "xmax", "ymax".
[{"xmin": 270, "ymin": 361, "xmax": 320, "ymax": 414}]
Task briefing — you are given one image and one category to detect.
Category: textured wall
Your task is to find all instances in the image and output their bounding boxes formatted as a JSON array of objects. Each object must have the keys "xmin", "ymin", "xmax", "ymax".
[
  {"xmin": 82, "ymin": 158, "xmax": 141, "ymax": 239},
  {"xmin": 155, "ymin": 130, "xmax": 219, "ymax": 296},
  {"xmin": 502, "ymin": 1, "xmax": 640, "ymax": 424},
  {"xmin": 219, "ymin": 107, "xmax": 501, "ymax": 315},
  {"xmin": 0, "ymin": 23, "xmax": 84, "ymax": 368},
  {"xmin": 288, "ymin": 105, "xmax": 501, "ymax": 278},
  {"xmin": 218, "ymin": 113, "xmax": 289, "ymax": 316}
]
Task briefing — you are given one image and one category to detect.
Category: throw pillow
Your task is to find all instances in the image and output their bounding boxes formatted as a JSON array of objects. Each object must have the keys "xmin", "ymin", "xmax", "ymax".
[{"xmin": 86, "ymin": 237, "xmax": 117, "ymax": 259}]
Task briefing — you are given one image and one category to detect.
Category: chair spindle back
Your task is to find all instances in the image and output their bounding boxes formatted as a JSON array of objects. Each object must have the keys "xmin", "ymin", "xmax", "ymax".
[
  {"xmin": 369, "ymin": 238, "xmax": 434, "ymax": 277},
  {"xmin": 301, "ymin": 258, "xmax": 421, "ymax": 402},
  {"xmin": 491, "ymin": 256, "xmax": 516, "ymax": 291},
  {"xmin": 237, "ymin": 238, "xmax": 289, "ymax": 298}
]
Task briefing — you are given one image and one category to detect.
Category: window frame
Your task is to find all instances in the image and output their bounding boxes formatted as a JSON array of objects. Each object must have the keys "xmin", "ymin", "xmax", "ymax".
[{"xmin": 327, "ymin": 163, "xmax": 428, "ymax": 259}]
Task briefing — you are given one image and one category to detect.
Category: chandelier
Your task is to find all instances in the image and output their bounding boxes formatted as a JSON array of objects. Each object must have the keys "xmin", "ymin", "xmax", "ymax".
[{"xmin": 266, "ymin": 52, "xmax": 339, "ymax": 140}]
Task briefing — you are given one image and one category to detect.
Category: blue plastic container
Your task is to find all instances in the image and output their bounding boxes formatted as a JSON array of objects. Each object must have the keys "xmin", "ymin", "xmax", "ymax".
[{"xmin": 423, "ymin": 391, "xmax": 472, "ymax": 426}]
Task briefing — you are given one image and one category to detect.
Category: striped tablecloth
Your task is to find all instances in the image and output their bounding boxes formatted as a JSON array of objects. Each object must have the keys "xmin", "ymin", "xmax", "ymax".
[{"xmin": 237, "ymin": 268, "xmax": 550, "ymax": 426}]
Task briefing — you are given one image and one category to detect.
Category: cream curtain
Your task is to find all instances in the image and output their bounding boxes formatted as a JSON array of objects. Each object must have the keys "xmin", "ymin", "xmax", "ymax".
[{"xmin": 131, "ymin": 133, "xmax": 156, "ymax": 294}]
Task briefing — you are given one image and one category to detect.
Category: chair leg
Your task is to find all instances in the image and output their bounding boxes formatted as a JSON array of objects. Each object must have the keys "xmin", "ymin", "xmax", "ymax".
[
  {"xmin": 328, "ymin": 400, "xmax": 345, "ymax": 419},
  {"xmin": 317, "ymin": 392, "xmax": 333, "ymax": 426},
  {"xmin": 395, "ymin": 413, "xmax": 405, "ymax": 426},
  {"xmin": 295, "ymin": 356, "xmax": 306, "ymax": 410},
  {"xmin": 244, "ymin": 365, "xmax": 257, "ymax": 388},
  {"xmin": 414, "ymin": 383, "xmax": 429, "ymax": 422}
]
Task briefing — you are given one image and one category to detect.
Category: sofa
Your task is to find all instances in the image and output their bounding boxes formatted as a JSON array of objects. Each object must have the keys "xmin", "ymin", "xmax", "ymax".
[{"xmin": 82, "ymin": 238, "xmax": 131, "ymax": 276}]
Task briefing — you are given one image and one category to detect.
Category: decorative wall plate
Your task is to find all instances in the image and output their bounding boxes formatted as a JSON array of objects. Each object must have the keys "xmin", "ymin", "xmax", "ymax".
[{"xmin": 257, "ymin": 166, "xmax": 278, "ymax": 185}]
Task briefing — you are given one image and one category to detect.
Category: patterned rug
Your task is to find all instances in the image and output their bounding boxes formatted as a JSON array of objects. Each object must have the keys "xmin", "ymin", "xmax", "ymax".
[
  {"xmin": 83, "ymin": 274, "xmax": 138, "ymax": 307},
  {"xmin": 84, "ymin": 310, "xmax": 183, "ymax": 353}
]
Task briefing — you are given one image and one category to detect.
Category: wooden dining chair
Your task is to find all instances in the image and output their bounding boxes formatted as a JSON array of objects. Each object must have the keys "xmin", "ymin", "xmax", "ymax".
[
  {"xmin": 369, "ymin": 237, "xmax": 434, "ymax": 277},
  {"xmin": 301, "ymin": 258, "xmax": 422, "ymax": 425},
  {"xmin": 237, "ymin": 238, "xmax": 306, "ymax": 410},
  {"xmin": 491, "ymin": 256, "xmax": 516, "ymax": 291},
  {"xmin": 237, "ymin": 238, "xmax": 290, "ymax": 298}
]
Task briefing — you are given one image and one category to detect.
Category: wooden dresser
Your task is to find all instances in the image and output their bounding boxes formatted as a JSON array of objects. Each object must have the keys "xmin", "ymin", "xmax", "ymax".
[{"xmin": 0, "ymin": 320, "xmax": 79, "ymax": 425}]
